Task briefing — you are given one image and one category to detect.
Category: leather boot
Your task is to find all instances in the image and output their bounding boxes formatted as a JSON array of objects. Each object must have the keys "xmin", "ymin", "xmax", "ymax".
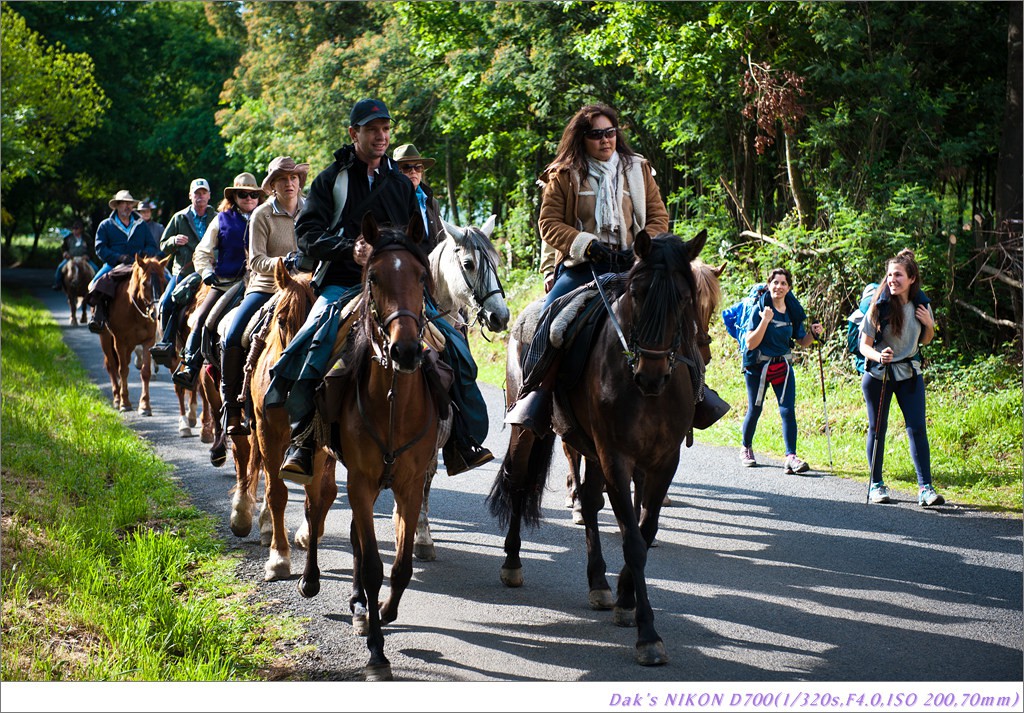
[
  {"xmin": 87, "ymin": 299, "xmax": 108, "ymax": 334},
  {"xmin": 221, "ymin": 345, "xmax": 249, "ymax": 436},
  {"xmin": 280, "ymin": 414, "xmax": 315, "ymax": 484},
  {"xmin": 692, "ymin": 386, "xmax": 731, "ymax": 430},
  {"xmin": 150, "ymin": 310, "xmax": 180, "ymax": 368},
  {"xmin": 172, "ymin": 350, "xmax": 203, "ymax": 390},
  {"xmin": 443, "ymin": 434, "xmax": 494, "ymax": 476}
]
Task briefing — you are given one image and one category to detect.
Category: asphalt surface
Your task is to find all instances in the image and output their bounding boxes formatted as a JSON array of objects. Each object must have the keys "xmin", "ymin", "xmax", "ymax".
[{"xmin": 4, "ymin": 267, "xmax": 1022, "ymax": 699}]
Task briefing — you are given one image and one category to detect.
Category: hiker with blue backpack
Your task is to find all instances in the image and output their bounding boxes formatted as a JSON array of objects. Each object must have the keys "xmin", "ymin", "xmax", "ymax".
[
  {"xmin": 857, "ymin": 249, "xmax": 944, "ymax": 507},
  {"xmin": 724, "ymin": 267, "xmax": 822, "ymax": 473}
]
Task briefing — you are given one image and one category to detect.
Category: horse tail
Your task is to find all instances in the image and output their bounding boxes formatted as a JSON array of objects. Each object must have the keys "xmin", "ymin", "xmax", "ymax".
[{"xmin": 486, "ymin": 429, "xmax": 556, "ymax": 530}]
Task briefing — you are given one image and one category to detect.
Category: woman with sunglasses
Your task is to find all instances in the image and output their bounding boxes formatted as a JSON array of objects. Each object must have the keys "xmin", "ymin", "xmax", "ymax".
[
  {"xmin": 394, "ymin": 143, "xmax": 444, "ymax": 252},
  {"xmin": 172, "ymin": 172, "xmax": 265, "ymax": 390},
  {"xmin": 506, "ymin": 103, "xmax": 672, "ymax": 433}
]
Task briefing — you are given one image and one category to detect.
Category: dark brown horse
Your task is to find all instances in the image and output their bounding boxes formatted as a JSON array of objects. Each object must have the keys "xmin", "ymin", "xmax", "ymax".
[
  {"xmin": 313, "ymin": 213, "xmax": 439, "ymax": 681},
  {"xmin": 99, "ymin": 255, "xmax": 169, "ymax": 415},
  {"xmin": 489, "ymin": 230, "xmax": 716, "ymax": 666},
  {"xmin": 230, "ymin": 261, "xmax": 337, "ymax": 580},
  {"xmin": 61, "ymin": 256, "xmax": 94, "ymax": 326}
]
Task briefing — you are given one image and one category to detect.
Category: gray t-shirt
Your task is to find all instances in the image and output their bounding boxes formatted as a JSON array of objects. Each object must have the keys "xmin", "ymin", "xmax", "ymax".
[{"xmin": 861, "ymin": 300, "xmax": 931, "ymax": 381}]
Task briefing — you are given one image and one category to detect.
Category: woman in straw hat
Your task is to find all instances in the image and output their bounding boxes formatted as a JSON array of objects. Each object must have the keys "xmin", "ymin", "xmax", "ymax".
[
  {"xmin": 218, "ymin": 156, "xmax": 308, "ymax": 434},
  {"xmin": 171, "ymin": 172, "xmax": 265, "ymax": 390}
]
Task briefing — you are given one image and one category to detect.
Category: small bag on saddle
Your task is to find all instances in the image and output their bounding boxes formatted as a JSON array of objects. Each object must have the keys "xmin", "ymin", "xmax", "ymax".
[
  {"xmin": 87, "ymin": 263, "xmax": 135, "ymax": 304},
  {"xmin": 171, "ymin": 272, "xmax": 203, "ymax": 306}
]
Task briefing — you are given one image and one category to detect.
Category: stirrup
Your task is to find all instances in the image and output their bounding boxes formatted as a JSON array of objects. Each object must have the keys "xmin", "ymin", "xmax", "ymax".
[
  {"xmin": 225, "ymin": 407, "xmax": 249, "ymax": 436},
  {"xmin": 504, "ymin": 389, "xmax": 552, "ymax": 435}
]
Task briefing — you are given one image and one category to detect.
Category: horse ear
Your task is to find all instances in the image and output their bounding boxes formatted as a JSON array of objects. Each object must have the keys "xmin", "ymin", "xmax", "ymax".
[
  {"xmin": 406, "ymin": 213, "xmax": 425, "ymax": 245},
  {"xmin": 634, "ymin": 230, "xmax": 651, "ymax": 259},
  {"xmin": 441, "ymin": 218, "xmax": 464, "ymax": 242},
  {"xmin": 480, "ymin": 214, "xmax": 497, "ymax": 239},
  {"xmin": 685, "ymin": 229, "xmax": 708, "ymax": 261},
  {"xmin": 361, "ymin": 212, "xmax": 380, "ymax": 246},
  {"xmin": 712, "ymin": 260, "xmax": 727, "ymax": 278},
  {"xmin": 135, "ymin": 254, "xmax": 145, "ymax": 268}
]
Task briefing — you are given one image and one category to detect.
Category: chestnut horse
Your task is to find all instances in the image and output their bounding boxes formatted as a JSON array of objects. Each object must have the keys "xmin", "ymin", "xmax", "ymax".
[
  {"xmin": 229, "ymin": 261, "xmax": 336, "ymax": 581},
  {"xmin": 313, "ymin": 214, "xmax": 439, "ymax": 681},
  {"xmin": 61, "ymin": 256, "xmax": 94, "ymax": 326},
  {"xmin": 99, "ymin": 255, "xmax": 169, "ymax": 415},
  {"xmin": 489, "ymin": 230, "xmax": 717, "ymax": 666}
]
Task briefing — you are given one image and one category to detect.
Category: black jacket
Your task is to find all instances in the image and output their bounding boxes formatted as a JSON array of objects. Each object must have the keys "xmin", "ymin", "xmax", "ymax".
[{"xmin": 296, "ymin": 144, "xmax": 419, "ymax": 288}]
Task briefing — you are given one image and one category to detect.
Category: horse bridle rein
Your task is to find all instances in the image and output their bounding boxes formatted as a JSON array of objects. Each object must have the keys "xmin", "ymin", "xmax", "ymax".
[
  {"xmin": 130, "ymin": 268, "xmax": 162, "ymax": 321},
  {"xmin": 457, "ymin": 239, "xmax": 504, "ymax": 338}
]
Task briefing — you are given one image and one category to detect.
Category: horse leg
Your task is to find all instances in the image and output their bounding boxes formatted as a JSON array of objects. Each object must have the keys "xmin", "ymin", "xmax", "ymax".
[
  {"xmin": 116, "ymin": 341, "xmax": 133, "ymax": 412},
  {"xmin": 199, "ymin": 389, "xmax": 214, "ymax": 443},
  {"xmin": 495, "ymin": 428, "xmax": 552, "ymax": 588},
  {"xmin": 348, "ymin": 481, "xmax": 390, "ymax": 680},
  {"xmin": 578, "ymin": 461, "xmax": 613, "ymax": 610},
  {"xmin": 297, "ymin": 451, "xmax": 332, "ymax": 598},
  {"xmin": 137, "ymin": 342, "xmax": 153, "ymax": 416},
  {"xmin": 295, "ymin": 454, "xmax": 337, "ymax": 549},
  {"xmin": 175, "ymin": 385, "xmax": 192, "ymax": 437},
  {"xmin": 67, "ymin": 293, "xmax": 77, "ymax": 325},
  {"xmin": 380, "ymin": 472, "xmax": 425, "ymax": 626},
  {"xmin": 412, "ymin": 454, "xmax": 437, "ymax": 561},
  {"xmin": 605, "ymin": 469, "xmax": 667, "ymax": 666},
  {"xmin": 564, "ymin": 443, "xmax": 581, "ymax": 508},
  {"xmin": 229, "ymin": 434, "xmax": 256, "ymax": 537}
]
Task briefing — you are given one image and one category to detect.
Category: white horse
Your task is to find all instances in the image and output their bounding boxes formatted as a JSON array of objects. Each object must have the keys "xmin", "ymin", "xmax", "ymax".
[{"xmin": 405, "ymin": 215, "xmax": 510, "ymax": 561}]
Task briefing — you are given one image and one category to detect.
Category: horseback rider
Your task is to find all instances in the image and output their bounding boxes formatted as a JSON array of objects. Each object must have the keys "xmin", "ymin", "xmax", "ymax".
[
  {"xmin": 150, "ymin": 178, "xmax": 219, "ymax": 367},
  {"xmin": 264, "ymin": 98, "xmax": 494, "ymax": 481},
  {"xmin": 52, "ymin": 219, "xmax": 98, "ymax": 291},
  {"xmin": 219, "ymin": 156, "xmax": 309, "ymax": 436},
  {"xmin": 87, "ymin": 190, "xmax": 162, "ymax": 333},
  {"xmin": 170, "ymin": 172, "xmax": 264, "ymax": 390},
  {"xmin": 506, "ymin": 102, "xmax": 729, "ymax": 434}
]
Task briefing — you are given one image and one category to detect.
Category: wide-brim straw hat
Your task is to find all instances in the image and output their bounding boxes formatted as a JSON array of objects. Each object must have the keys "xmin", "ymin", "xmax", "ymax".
[
  {"xmin": 108, "ymin": 189, "xmax": 137, "ymax": 209},
  {"xmin": 224, "ymin": 172, "xmax": 262, "ymax": 199},
  {"xmin": 393, "ymin": 143, "xmax": 436, "ymax": 170},
  {"xmin": 261, "ymin": 156, "xmax": 310, "ymax": 194}
]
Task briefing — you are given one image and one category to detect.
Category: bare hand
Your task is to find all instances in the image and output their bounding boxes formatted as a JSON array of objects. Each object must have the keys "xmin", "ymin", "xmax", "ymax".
[
  {"xmin": 544, "ymin": 273, "xmax": 555, "ymax": 294},
  {"xmin": 915, "ymin": 304, "xmax": 933, "ymax": 328},
  {"xmin": 174, "ymin": 234, "xmax": 188, "ymax": 246},
  {"xmin": 810, "ymin": 322, "xmax": 823, "ymax": 337},
  {"xmin": 353, "ymin": 237, "xmax": 371, "ymax": 267},
  {"xmin": 760, "ymin": 306, "xmax": 774, "ymax": 322},
  {"xmin": 879, "ymin": 346, "xmax": 894, "ymax": 364}
]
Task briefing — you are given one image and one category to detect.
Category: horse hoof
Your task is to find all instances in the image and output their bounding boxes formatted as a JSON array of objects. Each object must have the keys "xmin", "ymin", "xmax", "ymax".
[
  {"xmin": 138, "ymin": 406, "xmax": 151, "ymax": 417},
  {"xmin": 119, "ymin": 405, "xmax": 130, "ymax": 413},
  {"xmin": 229, "ymin": 510, "xmax": 252, "ymax": 538},
  {"xmin": 210, "ymin": 446, "xmax": 227, "ymax": 468},
  {"xmin": 635, "ymin": 640, "xmax": 668, "ymax": 666},
  {"xmin": 572, "ymin": 507, "xmax": 585, "ymax": 525},
  {"xmin": 613, "ymin": 606, "xmax": 636, "ymax": 627},
  {"xmin": 413, "ymin": 543, "xmax": 436, "ymax": 561},
  {"xmin": 178, "ymin": 426, "xmax": 192, "ymax": 438},
  {"xmin": 297, "ymin": 576, "xmax": 320, "ymax": 599},
  {"xmin": 364, "ymin": 663, "xmax": 392, "ymax": 681},
  {"xmin": 260, "ymin": 530, "xmax": 272, "ymax": 547},
  {"xmin": 200, "ymin": 430, "xmax": 214, "ymax": 444},
  {"xmin": 589, "ymin": 589, "xmax": 614, "ymax": 610},
  {"xmin": 189, "ymin": 416, "xmax": 198, "ymax": 428},
  {"xmin": 353, "ymin": 613, "xmax": 370, "ymax": 637},
  {"xmin": 263, "ymin": 553, "xmax": 290, "ymax": 581},
  {"xmin": 500, "ymin": 567, "xmax": 523, "ymax": 588}
]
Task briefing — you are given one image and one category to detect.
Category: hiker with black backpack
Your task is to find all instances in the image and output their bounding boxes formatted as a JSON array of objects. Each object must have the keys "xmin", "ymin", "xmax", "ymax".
[
  {"xmin": 858, "ymin": 249, "xmax": 945, "ymax": 506},
  {"xmin": 733, "ymin": 267, "xmax": 823, "ymax": 473}
]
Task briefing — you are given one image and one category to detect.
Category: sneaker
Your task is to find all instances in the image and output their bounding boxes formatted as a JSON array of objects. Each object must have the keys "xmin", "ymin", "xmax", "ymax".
[
  {"xmin": 918, "ymin": 484, "xmax": 945, "ymax": 507},
  {"xmin": 740, "ymin": 447, "xmax": 756, "ymax": 467},
  {"xmin": 869, "ymin": 482, "xmax": 891, "ymax": 504},
  {"xmin": 784, "ymin": 455, "xmax": 810, "ymax": 474}
]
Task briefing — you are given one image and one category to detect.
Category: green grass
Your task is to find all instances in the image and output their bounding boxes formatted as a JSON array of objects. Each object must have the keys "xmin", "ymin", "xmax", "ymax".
[
  {"xmin": 468, "ymin": 273, "xmax": 1022, "ymax": 515},
  {"xmin": 1, "ymin": 290, "xmax": 304, "ymax": 681}
]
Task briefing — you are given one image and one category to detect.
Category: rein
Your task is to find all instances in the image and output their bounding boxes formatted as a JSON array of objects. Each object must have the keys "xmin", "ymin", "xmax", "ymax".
[
  {"xmin": 129, "ymin": 268, "xmax": 161, "ymax": 321},
  {"xmin": 455, "ymin": 240, "xmax": 504, "ymax": 339}
]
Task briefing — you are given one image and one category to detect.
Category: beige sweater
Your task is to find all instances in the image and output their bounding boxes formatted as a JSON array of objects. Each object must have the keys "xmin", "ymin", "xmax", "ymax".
[{"xmin": 246, "ymin": 196, "xmax": 304, "ymax": 295}]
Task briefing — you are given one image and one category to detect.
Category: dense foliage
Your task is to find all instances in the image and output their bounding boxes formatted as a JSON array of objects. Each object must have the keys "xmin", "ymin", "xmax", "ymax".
[{"xmin": 2, "ymin": 1, "xmax": 1020, "ymax": 363}]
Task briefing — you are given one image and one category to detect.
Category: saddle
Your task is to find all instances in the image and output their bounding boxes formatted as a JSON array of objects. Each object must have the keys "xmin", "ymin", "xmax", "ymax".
[{"xmin": 87, "ymin": 263, "xmax": 135, "ymax": 303}]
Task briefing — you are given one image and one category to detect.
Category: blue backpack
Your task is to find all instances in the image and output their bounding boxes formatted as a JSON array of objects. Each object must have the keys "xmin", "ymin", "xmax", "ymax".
[
  {"xmin": 722, "ymin": 283, "xmax": 767, "ymax": 350},
  {"xmin": 846, "ymin": 282, "xmax": 879, "ymax": 373}
]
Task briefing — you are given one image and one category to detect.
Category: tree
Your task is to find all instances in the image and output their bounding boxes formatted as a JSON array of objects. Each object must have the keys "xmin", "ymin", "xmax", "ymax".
[{"xmin": 0, "ymin": 5, "xmax": 107, "ymax": 192}]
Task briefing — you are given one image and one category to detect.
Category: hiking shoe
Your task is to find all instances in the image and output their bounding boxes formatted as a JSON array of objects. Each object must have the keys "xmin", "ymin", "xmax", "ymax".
[
  {"xmin": 740, "ymin": 447, "xmax": 756, "ymax": 467},
  {"xmin": 918, "ymin": 484, "xmax": 945, "ymax": 507},
  {"xmin": 784, "ymin": 455, "xmax": 810, "ymax": 474},
  {"xmin": 869, "ymin": 482, "xmax": 891, "ymax": 504}
]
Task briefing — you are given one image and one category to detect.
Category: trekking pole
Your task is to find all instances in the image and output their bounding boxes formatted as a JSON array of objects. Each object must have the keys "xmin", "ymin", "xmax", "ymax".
[
  {"xmin": 815, "ymin": 338, "xmax": 834, "ymax": 471},
  {"xmin": 866, "ymin": 366, "xmax": 889, "ymax": 504}
]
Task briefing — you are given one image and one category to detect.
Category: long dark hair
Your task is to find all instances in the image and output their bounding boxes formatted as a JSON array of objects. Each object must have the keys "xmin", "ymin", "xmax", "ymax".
[
  {"xmin": 548, "ymin": 103, "xmax": 638, "ymax": 182},
  {"xmin": 871, "ymin": 248, "xmax": 921, "ymax": 337}
]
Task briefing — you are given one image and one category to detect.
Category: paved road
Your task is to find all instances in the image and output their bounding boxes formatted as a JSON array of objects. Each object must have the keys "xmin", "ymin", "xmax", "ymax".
[{"xmin": 6, "ymin": 268, "xmax": 1022, "ymax": 695}]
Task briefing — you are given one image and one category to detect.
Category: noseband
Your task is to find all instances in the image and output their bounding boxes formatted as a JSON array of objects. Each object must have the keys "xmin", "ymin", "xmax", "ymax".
[
  {"xmin": 457, "ymin": 240, "xmax": 504, "ymax": 330},
  {"xmin": 366, "ymin": 243, "xmax": 428, "ymax": 367},
  {"xmin": 131, "ymin": 268, "xmax": 162, "ymax": 321}
]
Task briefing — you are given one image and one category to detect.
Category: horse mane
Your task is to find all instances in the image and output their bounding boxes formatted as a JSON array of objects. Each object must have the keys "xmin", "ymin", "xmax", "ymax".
[
  {"xmin": 269, "ymin": 263, "xmax": 315, "ymax": 348},
  {"xmin": 457, "ymin": 225, "xmax": 501, "ymax": 270},
  {"xmin": 128, "ymin": 256, "xmax": 166, "ymax": 304},
  {"xmin": 627, "ymin": 233, "xmax": 699, "ymax": 348}
]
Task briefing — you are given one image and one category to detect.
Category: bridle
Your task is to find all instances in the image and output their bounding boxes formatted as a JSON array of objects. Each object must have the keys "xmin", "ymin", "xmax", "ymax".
[
  {"xmin": 358, "ymin": 240, "xmax": 433, "ymax": 488},
  {"xmin": 130, "ymin": 266, "xmax": 162, "ymax": 321},
  {"xmin": 454, "ymin": 236, "xmax": 505, "ymax": 336}
]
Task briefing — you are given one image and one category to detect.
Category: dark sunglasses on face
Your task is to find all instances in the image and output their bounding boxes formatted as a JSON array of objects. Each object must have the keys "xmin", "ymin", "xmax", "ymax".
[
  {"xmin": 235, "ymin": 191, "xmax": 262, "ymax": 200},
  {"xmin": 400, "ymin": 163, "xmax": 425, "ymax": 174},
  {"xmin": 584, "ymin": 127, "xmax": 617, "ymax": 140}
]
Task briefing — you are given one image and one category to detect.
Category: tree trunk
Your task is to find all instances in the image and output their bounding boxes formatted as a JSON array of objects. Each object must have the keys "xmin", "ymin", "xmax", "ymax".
[
  {"xmin": 444, "ymin": 136, "xmax": 460, "ymax": 225},
  {"xmin": 995, "ymin": 2, "xmax": 1023, "ymax": 231},
  {"xmin": 784, "ymin": 132, "xmax": 813, "ymax": 229}
]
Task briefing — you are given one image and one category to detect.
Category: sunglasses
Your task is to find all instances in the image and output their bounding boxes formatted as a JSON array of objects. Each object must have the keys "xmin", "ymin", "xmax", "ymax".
[
  {"xmin": 235, "ymin": 191, "xmax": 262, "ymax": 200},
  {"xmin": 584, "ymin": 127, "xmax": 617, "ymax": 140},
  {"xmin": 400, "ymin": 163, "xmax": 425, "ymax": 174}
]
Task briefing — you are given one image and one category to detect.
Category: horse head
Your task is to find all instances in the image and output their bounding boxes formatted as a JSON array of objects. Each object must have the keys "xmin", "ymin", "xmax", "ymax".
[
  {"xmin": 623, "ymin": 229, "xmax": 708, "ymax": 396},
  {"xmin": 361, "ymin": 213, "xmax": 431, "ymax": 374},
  {"xmin": 690, "ymin": 259, "xmax": 726, "ymax": 365},
  {"xmin": 129, "ymin": 255, "xmax": 170, "ymax": 321},
  {"xmin": 435, "ymin": 216, "xmax": 509, "ymax": 333}
]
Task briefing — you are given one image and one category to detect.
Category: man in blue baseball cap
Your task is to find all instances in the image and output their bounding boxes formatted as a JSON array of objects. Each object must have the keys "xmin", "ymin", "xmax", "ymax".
[{"xmin": 265, "ymin": 97, "xmax": 495, "ymax": 481}]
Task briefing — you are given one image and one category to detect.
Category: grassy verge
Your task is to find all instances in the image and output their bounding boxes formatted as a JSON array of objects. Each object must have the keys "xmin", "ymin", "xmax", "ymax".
[
  {"xmin": 468, "ymin": 274, "xmax": 1022, "ymax": 515},
  {"xmin": 1, "ymin": 290, "xmax": 304, "ymax": 680}
]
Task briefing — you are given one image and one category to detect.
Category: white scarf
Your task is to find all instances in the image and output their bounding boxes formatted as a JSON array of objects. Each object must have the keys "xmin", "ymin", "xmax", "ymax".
[{"xmin": 586, "ymin": 151, "xmax": 622, "ymax": 244}]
